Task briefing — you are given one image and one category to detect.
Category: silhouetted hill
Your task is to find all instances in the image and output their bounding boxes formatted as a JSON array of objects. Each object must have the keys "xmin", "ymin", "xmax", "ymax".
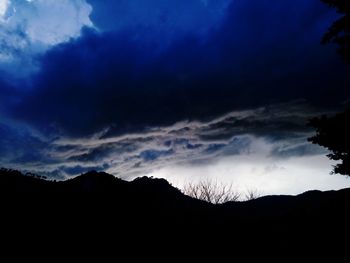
[{"xmin": 1, "ymin": 168, "xmax": 350, "ymax": 260}]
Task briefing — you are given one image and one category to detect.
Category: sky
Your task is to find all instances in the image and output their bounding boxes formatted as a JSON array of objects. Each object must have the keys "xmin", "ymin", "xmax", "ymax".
[{"xmin": 0, "ymin": 0, "xmax": 349, "ymax": 195}]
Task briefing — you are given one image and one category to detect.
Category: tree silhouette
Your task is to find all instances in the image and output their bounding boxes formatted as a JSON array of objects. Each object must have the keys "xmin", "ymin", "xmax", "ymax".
[
  {"xmin": 321, "ymin": 0, "xmax": 350, "ymax": 62},
  {"xmin": 308, "ymin": 109, "xmax": 350, "ymax": 176}
]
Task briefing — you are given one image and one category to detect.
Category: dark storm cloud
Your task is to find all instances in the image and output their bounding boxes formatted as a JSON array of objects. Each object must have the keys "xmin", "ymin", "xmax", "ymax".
[
  {"xmin": 197, "ymin": 103, "xmax": 320, "ymax": 141},
  {"xmin": 0, "ymin": 78, "xmax": 13, "ymax": 109},
  {"xmin": 16, "ymin": 102, "xmax": 323, "ymax": 179},
  {"xmin": 87, "ymin": 0, "xmax": 230, "ymax": 34},
  {"xmin": 0, "ymin": 121, "xmax": 51, "ymax": 166},
  {"xmin": 5, "ymin": 0, "xmax": 349, "ymax": 138},
  {"xmin": 0, "ymin": 120, "xmax": 107, "ymax": 178},
  {"xmin": 62, "ymin": 164, "xmax": 108, "ymax": 176},
  {"xmin": 0, "ymin": 0, "xmax": 349, "ymax": 180},
  {"xmin": 0, "ymin": 101, "xmax": 330, "ymax": 179}
]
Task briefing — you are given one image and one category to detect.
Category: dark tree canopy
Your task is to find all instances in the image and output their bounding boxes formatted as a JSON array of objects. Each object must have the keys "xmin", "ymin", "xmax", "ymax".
[
  {"xmin": 308, "ymin": 109, "xmax": 350, "ymax": 176},
  {"xmin": 322, "ymin": 0, "xmax": 350, "ymax": 62}
]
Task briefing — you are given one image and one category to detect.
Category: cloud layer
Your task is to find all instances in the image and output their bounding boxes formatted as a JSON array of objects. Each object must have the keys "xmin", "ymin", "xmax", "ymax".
[
  {"xmin": 0, "ymin": 1, "xmax": 350, "ymax": 193},
  {"xmin": 3, "ymin": 101, "xmax": 349, "ymax": 196},
  {"xmin": 2, "ymin": 0, "xmax": 348, "ymax": 139},
  {"xmin": 0, "ymin": 102, "xmax": 331, "ymax": 179}
]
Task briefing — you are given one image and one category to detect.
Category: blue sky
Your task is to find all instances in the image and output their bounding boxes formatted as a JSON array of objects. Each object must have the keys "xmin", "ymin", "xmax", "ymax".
[{"xmin": 0, "ymin": 0, "xmax": 349, "ymax": 194}]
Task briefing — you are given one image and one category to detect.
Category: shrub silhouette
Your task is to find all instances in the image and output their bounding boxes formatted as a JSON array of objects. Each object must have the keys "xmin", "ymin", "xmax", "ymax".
[
  {"xmin": 183, "ymin": 180, "xmax": 264, "ymax": 203},
  {"xmin": 245, "ymin": 188, "xmax": 262, "ymax": 201},
  {"xmin": 308, "ymin": 109, "xmax": 350, "ymax": 176},
  {"xmin": 183, "ymin": 180, "xmax": 241, "ymax": 204}
]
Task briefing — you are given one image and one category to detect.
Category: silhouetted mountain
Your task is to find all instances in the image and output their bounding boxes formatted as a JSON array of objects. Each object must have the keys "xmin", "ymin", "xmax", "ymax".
[{"xmin": 1, "ymin": 168, "xmax": 350, "ymax": 260}]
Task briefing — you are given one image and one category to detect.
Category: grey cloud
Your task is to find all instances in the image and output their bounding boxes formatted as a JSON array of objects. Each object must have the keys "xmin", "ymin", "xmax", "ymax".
[
  {"xmin": 18, "ymin": 101, "xmax": 324, "ymax": 179},
  {"xmin": 198, "ymin": 102, "xmax": 327, "ymax": 141},
  {"xmin": 270, "ymin": 140, "xmax": 327, "ymax": 158},
  {"xmin": 0, "ymin": 101, "xmax": 330, "ymax": 180}
]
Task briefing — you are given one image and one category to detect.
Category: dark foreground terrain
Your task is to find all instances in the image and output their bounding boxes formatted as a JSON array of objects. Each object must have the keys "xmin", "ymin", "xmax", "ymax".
[{"xmin": 1, "ymin": 168, "xmax": 350, "ymax": 260}]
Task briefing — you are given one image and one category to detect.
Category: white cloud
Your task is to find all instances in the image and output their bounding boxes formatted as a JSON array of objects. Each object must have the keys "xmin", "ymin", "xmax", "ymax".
[
  {"xmin": 146, "ymin": 149, "xmax": 350, "ymax": 197},
  {"xmin": 0, "ymin": 0, "xmax": 9, "ymax": 20},
  {"xmin": 0, "ymin": 0, "xmax": 93, "ymax": 75},
  {"xmin": 19, "ymin": 0, "xmax": 93, "ymax": 45}
]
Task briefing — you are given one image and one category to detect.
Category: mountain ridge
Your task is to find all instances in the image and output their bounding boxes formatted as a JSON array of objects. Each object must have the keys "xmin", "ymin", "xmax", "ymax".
[{"xmin": 1, "ymin": 168, "xmax": 350, "ymax": 259}]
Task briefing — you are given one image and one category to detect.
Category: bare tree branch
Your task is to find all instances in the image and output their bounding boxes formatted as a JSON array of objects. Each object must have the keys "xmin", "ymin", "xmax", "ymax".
[
  {"xmin": 245, "ymin": 188, "xmax": 261, "ymax": 201},
  {"xmin": 183, "ymin": 179, "xmax": 241, "ymax": 204}
]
